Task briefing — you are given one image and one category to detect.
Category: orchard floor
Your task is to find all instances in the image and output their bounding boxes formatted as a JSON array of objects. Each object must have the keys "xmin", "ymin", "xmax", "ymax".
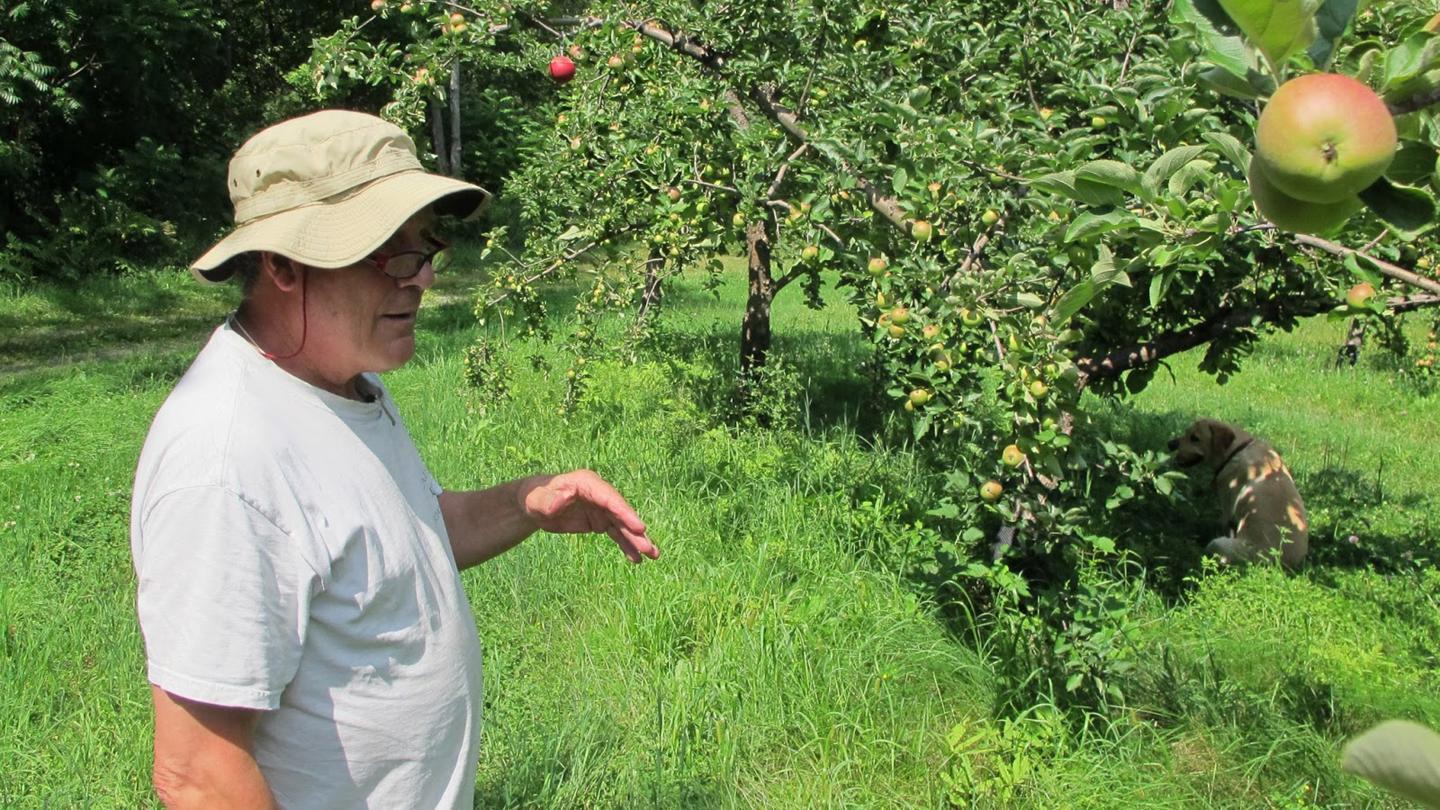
[{"xmin": 1, "ymin": 256, "xmax": 1435, "ymax": 808}]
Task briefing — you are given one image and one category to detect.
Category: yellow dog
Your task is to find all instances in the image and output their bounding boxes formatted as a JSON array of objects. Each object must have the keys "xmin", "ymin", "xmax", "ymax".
[{"xmin": 1168, "ymin": 419, "xmax": 1309, "ymax": 569}]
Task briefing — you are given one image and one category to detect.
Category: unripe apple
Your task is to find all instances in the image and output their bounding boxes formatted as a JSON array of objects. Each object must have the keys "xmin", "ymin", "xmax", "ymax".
[
  {"xmin": 908, "ymin": 388, "xmax": 932, "ymax": 406},
  {"xmin": 1346, "ymin": 281, "xmax": 1376, "ymax": 308},
  {"xmin": 1039, "ymin": 107, "xmax": 1054, "ymax": 120},
  {"xmin": 981, "ymin": 209, "xmax": 999, "ymax": 226},
  {"xmin": 961, "ymin": 308, "xmax": 983, "ymax": 327},
  {"xmin": 921, "ymin": 323, "xmax": 940, "ymax": 340},
  {"xmin": 449, "ymin": 12, "xmax": 464, "ymax": 24},
  {"xmin": 1255, "ymin": 73, "xmax": 1397, "ymax": 204},
  {"xmin": 867, "ymin": 256, "xmax": 888, "ymax": 276},
  {"xmin": 1091, "ymin": 115, "xmax": 1107, "ymax": 129},
  {"xmin": 568, "ymin": 44, "xmax": 585, "ymax": 60},
  {"xmin": 801, "ymin": 245, "xmax": 819, "ymax": 261},
  {"xmin": 1028, "ymin": 380, "xmax": 1048, "ymax": 399},
  {"xmin": 549, "ymin": 55, "xmax": 576, "ymax": 83},
  {"xmin": 1002, "ymin": 444, "xmax": 1026, "ymax": 468},
  {"xmin": 607, "ymin": 54, "xmax": 625, "ymax": 69},
  {"xmin": 1247, "ymin": 158, "xmax": 1361, "ymax": 235},
  {"xmin": 980, "ymin": 480, "xmax": 1004, "ymax": 502},
  {"xmin": 928, "ymin": 181, "xmax": 942, "ymax": 196},
  {"xmin": 889, "ymin": 306, "xmax": 910, "ymax": 325},
  {"xmin": 911, "ymin": 219, "xmax": 933, "ymax": 242},
  {"xmin": 887, "ymin": 323, "xmax": 906, "ymax": 338},
  {"xmin": 666, "ymin": 186, "xmax": 682, "ymax": 202},
  {"xmin": 732, "ymin": 212, "xmax": 745, "ymax": 227},
  {"xmin": 371, "ymin": 0, "xmax": 386, "ymax": 12}
]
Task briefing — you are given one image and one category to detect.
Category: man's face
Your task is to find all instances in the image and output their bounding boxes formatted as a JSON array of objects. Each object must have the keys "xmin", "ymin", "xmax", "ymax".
[{"xmin": 302, "ymin": 211, "xmax": 441, "ymax": 382}]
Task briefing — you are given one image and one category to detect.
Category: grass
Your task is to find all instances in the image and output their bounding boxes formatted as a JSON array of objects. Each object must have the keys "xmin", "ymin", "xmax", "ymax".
[{"xmin": 1, "ymin": 255, "xmax": 1437, "ymax": 807}]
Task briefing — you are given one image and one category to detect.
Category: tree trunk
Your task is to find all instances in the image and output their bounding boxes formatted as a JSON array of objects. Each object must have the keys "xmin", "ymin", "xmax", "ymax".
[
  {"xmin": 447, "ymin": 62, "xmax": 462, "ymax": 177},
  {"xmin": 638, "ymin": 250, "xmax": 665, "ymax": 320},
  {"xmin": 428, "ymin": 99, "xmax": 450, "ymax": 176},
  {"xmin": 1335, "ymin": 318, "xmax": 1366, "ymax": 368},
  {"xmin": 740, "ymin": 220, "xmax": 774, "ymax": 378}
]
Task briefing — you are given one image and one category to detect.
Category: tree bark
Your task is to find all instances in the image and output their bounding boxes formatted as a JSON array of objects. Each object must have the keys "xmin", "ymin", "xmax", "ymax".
[
  {"xmin": 1334, "ymin": 318, "xmax": 1366, "ymax": 368},
  {"xmin": 447, "ymin": 62, "xmax": 462, "ymax": 177},
  {"xmin": 637, "ymin": 249, "xmax": 664, "ymax": 321},
  {"xmin": 740, "ymin": 220, "xmax": 775, "ymax": 378},
  {"xmin": 428, "ymin": 99, "xmax": 450, "ymax": 176}
]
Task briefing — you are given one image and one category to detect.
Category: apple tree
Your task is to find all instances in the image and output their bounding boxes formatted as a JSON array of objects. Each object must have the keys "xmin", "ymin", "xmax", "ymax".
[{"xmin": 300, "ymin": 0, "xmax": 1440, "ymax": 709}]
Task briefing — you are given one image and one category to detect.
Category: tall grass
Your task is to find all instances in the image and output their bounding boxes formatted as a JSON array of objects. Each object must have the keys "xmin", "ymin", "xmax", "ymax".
[{"xmin": 1, "ymin": 260, "xmax": 1436, "ymax": 807}]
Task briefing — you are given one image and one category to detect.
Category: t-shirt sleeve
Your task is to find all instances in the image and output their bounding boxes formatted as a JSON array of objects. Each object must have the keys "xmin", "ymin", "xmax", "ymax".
[{"xmin": 134, "ymin": 485, "xmax": 325, "ymax": 710}]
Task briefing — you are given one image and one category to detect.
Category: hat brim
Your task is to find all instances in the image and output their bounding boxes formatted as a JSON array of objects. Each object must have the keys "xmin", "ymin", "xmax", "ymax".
[{"xmin": 191, "ymin": 170, "xmax": 490, "ymax": 283}]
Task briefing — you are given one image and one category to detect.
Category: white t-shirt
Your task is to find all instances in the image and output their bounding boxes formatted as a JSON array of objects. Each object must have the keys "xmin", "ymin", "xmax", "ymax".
[{"xmin": 130, "ymin": 323, "xmax": 483, "ymax": 809}]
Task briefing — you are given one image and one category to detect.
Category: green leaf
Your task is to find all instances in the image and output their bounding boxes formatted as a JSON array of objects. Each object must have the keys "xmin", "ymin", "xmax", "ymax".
[
  {"xmin": 1307, "ymin": 0, "xmax": 1359, "ymax": 68},
  {"xmin": 1053, "ymin": 280, "xmax": 1099, "ymax": 324},
  {"xmin": 1155, "ymin": 475, "xmax": 1174, "ymax": 496},
  {"xmin": 1341, "ymin": 720, "xmax": 1440, "ymax": 808},
  {"xmin": 1170, "ymin": 160, "xmax": 1215, "ymax": 197},
  {"xmin": 1065, "ymin": 211, "xmax": 1132, "ymax": 242},
  {"xmin": 1144, "ymin": 145, "xmax": 1209, "ymax": 198},
  {"xmin": 1388, "ymin": 141, "xmax": 1438, "ymax": 186},
  {"xmin": 1202, "ymin": 132, "xmax": 1252, "ymax": 173},
  {"xmin": 1197, "ymin": 65, "xmax": 1267, "ymax": 100},
  {"xmin": 1382, "ymin": 33, "xmax": 1440, "ymax": 92},
  {"xmin": 892, "ymin": 165, "xmax": 909, "ymax": 197},
  {"xmin": 1173, "ymin": 0, "xmax": 1253, "ymax": 80},
  {"xmin": 1076, "ymin": 160, "xmax": 1143, "ymax": 195},
  {"xmin": 1359, "ymin": 177, "xmax": 1438, "ymax": 240},
  {"xmin": 1013, "ymin": 292, "xmax": 1046, "ymax": 309},
  {"xmin": 1216, "ymin": 0, "xmax": 1322, "ymax": 66},
  {"xmin": 1149, "ymin": 272, "xmax": 1167, "ymax": 309}
]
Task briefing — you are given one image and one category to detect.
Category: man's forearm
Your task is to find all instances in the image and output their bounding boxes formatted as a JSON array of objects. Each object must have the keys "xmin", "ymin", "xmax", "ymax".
[
  {"xmin": 151, "ymin": 687, "xmax": 276, "ymax": 810},
  {"xmin": 438, "ymin": 477, "xmax": 546, "ymax": 570}
]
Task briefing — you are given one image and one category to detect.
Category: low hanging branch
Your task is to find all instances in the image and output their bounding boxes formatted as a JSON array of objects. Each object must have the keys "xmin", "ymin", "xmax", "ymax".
[
  {"xmin": 1291, "ymin": 232, "xmax": 1440, "ymax": 296},
  {"xmin": 1075, "ymin": 292, "xmax": 1440, "ymax": 385}
]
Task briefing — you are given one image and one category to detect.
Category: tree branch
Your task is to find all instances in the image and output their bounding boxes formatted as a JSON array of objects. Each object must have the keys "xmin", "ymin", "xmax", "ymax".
[
  {"xmin": 1387, "ymin": 85, "xmax": 1440, "ymax": 117},
  {"xmin": 1290, "ymin": 233, "xmax": 1440, "ymax": 296}
]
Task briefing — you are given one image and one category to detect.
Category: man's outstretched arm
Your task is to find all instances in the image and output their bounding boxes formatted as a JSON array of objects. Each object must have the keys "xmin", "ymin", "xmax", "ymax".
[{"xmin": 438, "ymin": 469, "xmax": 659, "ymax": 570}]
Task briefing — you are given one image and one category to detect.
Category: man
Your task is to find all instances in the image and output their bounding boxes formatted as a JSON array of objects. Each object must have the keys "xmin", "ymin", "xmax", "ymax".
[{"xmin": 129, "ymin": 109, "xmax": 659, "ymax": 808}]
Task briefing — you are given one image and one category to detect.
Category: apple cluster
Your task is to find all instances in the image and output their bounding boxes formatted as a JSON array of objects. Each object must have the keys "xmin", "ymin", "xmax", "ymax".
[{"xmin": 1248, "ymin": 73, "xmax": 1397, "ymax": 235}]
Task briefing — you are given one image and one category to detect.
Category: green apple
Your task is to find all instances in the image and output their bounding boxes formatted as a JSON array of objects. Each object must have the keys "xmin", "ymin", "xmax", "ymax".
[
  {"xmin": 1002, "ymin": 444, "xmax": 1026, "ymax": 467},
  {"xmin": 801, "ymin": 245, "xmax": 819, "ymax": 261},
  {"xmin": 981, "ymin": 209, "xmax": 999, "ymax": 226},
  {"xmin": 911, "ymin": 219, "xmax": 933, "ymax": 242},
  {"xmin": 867, "ymin": 256, "xmax": 888, "ymax": 277},
  {"xmin": 1247, "ymin": 158, "xmax": 1361, "ymax": 235},
  {"xmin": 980, "ymin": 480, "xmax": 1003, "ymax": 502},
  {"xmin": 1255, "ymin": 73, "xmax": 1397, "ymax": 204},
  {"xmin": 908, "ymin": 388, "xmax": 932, "ymax": 406}
]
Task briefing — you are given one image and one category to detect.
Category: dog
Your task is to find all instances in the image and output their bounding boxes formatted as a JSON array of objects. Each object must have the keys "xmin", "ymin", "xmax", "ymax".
[{"xmin": 1168, "ymin": 418, "xmax": 1309, "ymax": 569}]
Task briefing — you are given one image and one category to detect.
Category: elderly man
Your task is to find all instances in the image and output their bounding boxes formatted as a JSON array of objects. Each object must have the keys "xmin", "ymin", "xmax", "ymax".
[{"xmin": 129, "ymin": 110, "xmax": 658, "ymax": 809}]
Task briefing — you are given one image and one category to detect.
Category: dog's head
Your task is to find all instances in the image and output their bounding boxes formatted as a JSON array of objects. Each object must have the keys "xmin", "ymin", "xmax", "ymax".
[{"xmin": 1167, "ymin": 419, "xmax": 1240, "ymax": 469}]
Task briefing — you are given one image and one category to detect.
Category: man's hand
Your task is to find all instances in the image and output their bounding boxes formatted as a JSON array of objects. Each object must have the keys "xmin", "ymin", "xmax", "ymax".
[
  {"xmin": 439, "ymin": 469, "xmax": 659, "ymax": 569},
  {"xmin": 517, "ymin": 470, "xmax": 660, "ymax": 564}
]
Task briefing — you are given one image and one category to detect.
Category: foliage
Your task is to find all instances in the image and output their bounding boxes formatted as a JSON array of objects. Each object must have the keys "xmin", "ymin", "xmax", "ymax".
[{"xmin": 292, "ymin": 0, "xmax": 1440, "ymax": 714}]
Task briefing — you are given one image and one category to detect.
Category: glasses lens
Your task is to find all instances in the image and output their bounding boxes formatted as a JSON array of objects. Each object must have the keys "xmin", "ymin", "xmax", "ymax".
[{"xmin": 430, "ymin": 246, "xmax": 452, "ymax": 273}]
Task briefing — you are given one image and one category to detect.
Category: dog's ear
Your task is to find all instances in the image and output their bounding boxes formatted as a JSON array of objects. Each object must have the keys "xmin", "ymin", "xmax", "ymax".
[{"xmin": 1208, "ymin": 421, "xmax": 1237, "ymax": 459}]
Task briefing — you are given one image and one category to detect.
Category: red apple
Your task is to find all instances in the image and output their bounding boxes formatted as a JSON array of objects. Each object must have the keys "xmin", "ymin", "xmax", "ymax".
[
  {"xmin": 1255, "ymin": 73, "xmax": 1397, "ymax": 204},
  {"xmin": 549, "ymin": 55, "xmax": 576, "ymax": 83},
  {"xmin": 1346, "ymin": 281, "xmax": 1376, "ymax": 308}
]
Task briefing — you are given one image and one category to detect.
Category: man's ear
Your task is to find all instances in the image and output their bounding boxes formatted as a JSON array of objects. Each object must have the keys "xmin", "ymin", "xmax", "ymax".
[
  {"xmin": 1208, "ymin": 421, "xmax": 1236, "ymax": 460},
  {"xmin": 258, "ymin": 252, "xmax": 304, "ymax": 293}
]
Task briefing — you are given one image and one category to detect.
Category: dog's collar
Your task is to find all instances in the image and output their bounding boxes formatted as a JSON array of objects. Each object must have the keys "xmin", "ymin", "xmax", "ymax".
[{"xmin": 1213, "ymin": 437, "xmax": 1255, "ymax": 486}]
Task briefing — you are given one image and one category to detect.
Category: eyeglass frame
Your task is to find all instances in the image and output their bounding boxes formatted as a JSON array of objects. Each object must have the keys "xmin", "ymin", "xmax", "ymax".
[{"xmin": 362, "ymin": 234, "xmax": 450, "ymax": 279}]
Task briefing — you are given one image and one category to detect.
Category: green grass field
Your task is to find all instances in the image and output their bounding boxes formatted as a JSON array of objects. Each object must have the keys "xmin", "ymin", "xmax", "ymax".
[{"xmin": 1, "ymin": 256, "xmax": 1436, "ymax": 807}]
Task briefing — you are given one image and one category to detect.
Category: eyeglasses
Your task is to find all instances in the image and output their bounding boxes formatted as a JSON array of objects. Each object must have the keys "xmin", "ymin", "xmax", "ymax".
[{"xmin": 363, "ymin": 235, "xmax": 450, "ymax": 279}]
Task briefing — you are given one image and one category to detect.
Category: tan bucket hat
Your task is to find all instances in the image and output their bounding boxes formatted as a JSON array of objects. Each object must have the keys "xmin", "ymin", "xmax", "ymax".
[{"xmin": 191, "ymin": 109, "xmax": 490, "ymax": 283}]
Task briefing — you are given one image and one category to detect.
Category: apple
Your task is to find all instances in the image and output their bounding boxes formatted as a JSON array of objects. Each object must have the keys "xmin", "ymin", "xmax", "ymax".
[
  {"xmin": 371, "ymin": 0, "xmax": 386, "ymax": 11},
  {"xmin": 887, "ymin": 323, "xmax": 906, "ymax": 338},
  {"xmin": 568, "ymin": 137, "xmax": 583, "ymax": 151},
  {"xmin": 665, "ymin": 186, "xmax": 682, "ymax": 202},
  {"xmin": 412, "ymin": 67, "xmax": 430, "ymax": 84},
  {"xmin": 1247, "ymin": 159, "xmax": 1360, "ymax": 235},
  {"xmin": 568, "ymin": 44, "xmax": 585, "ymax": 60},
  {"xmin": 1091, "ymin": 115, "xmax": 1107, "ymax": 129},
  {"xmin": 960, "ymin": 308, "xmax": 983, "ymax": 327},
  {"xmin": 928, "ymin": 181, "xmax": 942, "ymax": 196},
  {"xmin": 449, "ymin": 11, "xmax": 464, "ymax": 24},
  {"xmin": 921, "ymin": 323, "xmax": 940, "ymax": 340},
  {"xmin": 607, "ymin": 54, "xmax": 625, "ymax": 69},
  {"xmin": 1346, "ymin": 281, "xmax": 1376, "ymax": 308},
  {"xmin": 889, "ymin": 306, "xmax": 910, "ymax": 325},
  {"xmin": 549, "ymin": 55, "xmax": 576, "ymax": 83},
  {"xmin": 911, "ymin": 219, "xmax": 933, "ymax": 242},
  {"xmin": 981, "ymin": 209, "xmax": 999, "ymax": 226},
  {"xmin": 1028, "ymin": 380, "xmax": 1048, "ymax": 399},
  {"xmin": 1002, "ymin": 444, "xmax": 1026, "ymax": 468},
  {"xmin": 1039, "ymin": 107, "xmax": 1054, "ymax": 120},
  {"xmin": 801, "ymin": 245, "xmax": 819, "ymax": 261},
  {"xmin": 732, "ymin": 212, "xmax": 746, "ymax": 227},
  {"xmin": 908, "ymin": 388, "xmax": 932, "ymax": 406},
  {"xmin": 867, "ymin": 256, "xmax": 888, "ymax": 277},
  {"xmin": 1255, "ymin": 73, "xmax": 1397, "ymax": 204},
  {"xmin": 980, "ymin": 480, "xmax": 1004, "ymax": 502}
]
